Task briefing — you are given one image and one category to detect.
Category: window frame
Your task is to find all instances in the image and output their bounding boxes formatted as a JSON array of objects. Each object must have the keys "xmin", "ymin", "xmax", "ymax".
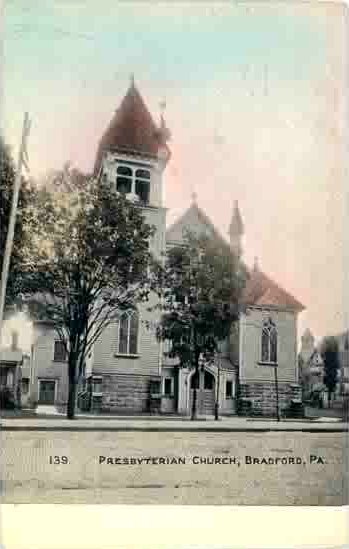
[
  {"xmin": 53, "ymin": 340, "xmax": 67, "ymax": 362},
  {"xmin": 225, "ymin": 380, "xmax": 233, "ymax": 399},
  {"xmin": 260, "ymin": 318, "xmax": 278, "ymax": 365},
  {"xmin": 163, "ymin": 377, "xmax": 174, "ymax": 397},
  {"xmin": 116, "ymin": 164, "xmax": 151, "ymax": 205},
  {"xmin": 21, "ymin": 377, "xmax": 30, "ymax": 394},
  {"xmin": 117, "ymin": 311, "xmax": 140, "ymax": 356},
  {"xmin": 92, "ymin": 376, "xmax": 103, "ymax": 395}
]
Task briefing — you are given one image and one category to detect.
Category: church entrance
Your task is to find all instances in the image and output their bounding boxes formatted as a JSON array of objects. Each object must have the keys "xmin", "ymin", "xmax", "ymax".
[{"xmin": 189, "ymin": 369, "xmax": 215, "ymax": 415}]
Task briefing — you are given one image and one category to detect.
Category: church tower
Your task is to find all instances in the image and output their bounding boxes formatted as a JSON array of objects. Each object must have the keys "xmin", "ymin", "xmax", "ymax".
[
  {"xmin": 300, "ymin": 328, "xmax": 315, "ymax": 363},
  {"xmin": 94, "ymin": 77, "xmax": 171, "ymax": 258},
  {"xmin": 228, "ymin": 200, "xmax": 244, "ymax": 258}
]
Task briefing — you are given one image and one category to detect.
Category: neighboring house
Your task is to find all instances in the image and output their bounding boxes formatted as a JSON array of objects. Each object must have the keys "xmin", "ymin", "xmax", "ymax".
[
  {"xmin": 299, "ymin": 328, "xmax": 349, "ymax": 400},
  {"xmin": 0, "ymin": 332, "xmax": 24, "ymax": 408},
  {"xmin": 299, "ymin": 329, "xmax": 324, "ymax": 399},
  {"xmin": 333, "ymin": 330, "xmax": 349, "ymax": 395},
  {"xmin": 29, "ymin": 80, "xmax": 305, "ymax": 416}
]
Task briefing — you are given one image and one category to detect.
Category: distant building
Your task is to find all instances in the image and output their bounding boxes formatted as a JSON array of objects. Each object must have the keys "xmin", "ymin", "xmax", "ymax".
[
  {"xmin": 299, "ymin": 329, "xmax": 324, "ymax": 399},
  {"xmin": 29, "ymin": 80, "xmax": 305, "ymax": 417},
  {"xmin": 334, "ymin": 330, "xmax": 349, "ymax": 395},
  {"xmin": 0, "ymin": 331, "xmax": 24, "ymax": 408},
  {"xmin": 300, "ymin": 328, "xmax": 349, "ymax": 399}
]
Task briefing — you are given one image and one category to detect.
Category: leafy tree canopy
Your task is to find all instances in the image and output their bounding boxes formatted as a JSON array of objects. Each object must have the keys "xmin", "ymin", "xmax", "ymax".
[
  {"xmin": 152, "ymin": 231, "xmax": 248, "ymax": 368},
  {"xmin": 18, "ymin": 170, "xmax": 155, "ymax": 417},
  {"xmin": 320, "ymin": 335, "xmax": 340, "ymax": 397}
]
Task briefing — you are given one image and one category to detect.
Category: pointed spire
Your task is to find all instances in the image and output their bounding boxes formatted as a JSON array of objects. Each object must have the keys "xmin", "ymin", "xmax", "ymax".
[
  {"xmin": 191, "ymin": 191, "xmax": 198, "ymax": 205},
  {"xmin": 228, "ymin": 200, "xmax": 244, "ymax": 237},
  {"xmin": 130, "ymin": 73, "xmax": 135, "ymax": 88},
  {"xmin": 158, "ymin": 98, "xmax": 171, "ymax": 143},
  {"xmin": 253, "ymin": 256, "xmax": 259, "ymax": 271},
  {"xmin": 228, "ymin": 200, "xmax": 244, "ymax": 258}
]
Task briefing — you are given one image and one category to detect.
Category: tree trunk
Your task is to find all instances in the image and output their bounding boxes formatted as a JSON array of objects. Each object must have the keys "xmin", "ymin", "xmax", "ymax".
[
  {"xmin": 67, "ymin": 354, "xmax": 77, "ymax": 420},
  {"xmin": 191, "ymin": 364, "xmax": 199, "ymax": 420},
  {"xmin": 328, "ymin": 390, "xmax": 332, "ymax": 408},
  {"xmin": 214, "ymin": 360, "xmax": 220, "ymax": 421}
]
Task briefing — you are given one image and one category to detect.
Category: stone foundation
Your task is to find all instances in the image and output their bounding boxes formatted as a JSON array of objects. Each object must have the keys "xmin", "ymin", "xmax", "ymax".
[
  {"xmin": 238, "ymin": 382, "xmax": 302, "ymax": 417},
  {"xmin": 94, "ymin": 373, "xmax": 161, "ymax": 414}
]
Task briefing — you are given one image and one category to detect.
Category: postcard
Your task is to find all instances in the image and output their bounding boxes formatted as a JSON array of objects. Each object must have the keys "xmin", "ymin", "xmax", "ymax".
[{"xmin": 0, "ymin": 0, "xmax": 348, "ymax": 516}]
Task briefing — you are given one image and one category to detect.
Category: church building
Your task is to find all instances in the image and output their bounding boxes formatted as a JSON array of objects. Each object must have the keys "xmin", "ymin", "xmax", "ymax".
[{"xmin": 29, "ymin": 80, "xmax": 305, "ymax": 417}]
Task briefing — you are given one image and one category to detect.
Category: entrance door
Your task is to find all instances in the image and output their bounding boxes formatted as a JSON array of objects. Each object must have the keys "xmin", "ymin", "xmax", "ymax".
[
  {"xmin": 189, "ymin": 369, "xmax": 215, "ymax": 415},
  {"xmin": 39, "ymin": 380, "xmax": 56, "ymax": 404}
]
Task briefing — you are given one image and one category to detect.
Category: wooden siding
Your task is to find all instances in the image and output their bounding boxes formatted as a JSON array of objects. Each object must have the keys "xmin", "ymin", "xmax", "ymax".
[
  {"xmin": 141, "ymin": 206, "xmax": 166, "ymax": 260},
  {"xmin": 92, "ymin": 296, "xmax": 161, "ymax": 376},
  {"xmin": 240, "ymin": 308, "xmax": 298, "ymax": 383},
  {"xmin": 31, "ymin": 326, "xmax": 68, "ymax": 403}
]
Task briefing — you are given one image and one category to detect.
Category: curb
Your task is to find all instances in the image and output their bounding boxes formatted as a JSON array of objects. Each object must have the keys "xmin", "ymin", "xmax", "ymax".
[{"xmin": 1, "ymin": 425, "xmax": 347, "ymax": 433}]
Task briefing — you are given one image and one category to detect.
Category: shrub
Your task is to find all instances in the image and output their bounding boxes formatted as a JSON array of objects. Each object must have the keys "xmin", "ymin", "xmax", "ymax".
[{"xmin": 0, "ymin": 387, "xmax": 16, "ymax": 409}]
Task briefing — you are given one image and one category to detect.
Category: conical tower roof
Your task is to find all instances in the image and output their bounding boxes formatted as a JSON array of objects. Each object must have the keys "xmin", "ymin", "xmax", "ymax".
[
  {"xmin": 228, "ymin": 200, "xmax": 244, "ymax": 237},
  {"xmin": 94, "ymin": 79, "xmax": 170, "ymax": 173}
]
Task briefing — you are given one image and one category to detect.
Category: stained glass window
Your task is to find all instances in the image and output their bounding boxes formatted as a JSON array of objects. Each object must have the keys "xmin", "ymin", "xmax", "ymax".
[
  {"xmin": 118, "ymin": 311, "xmax": 139, "ymax": 355},
  {"xmin": 261, "ymin": 318, "xmax": 277, "ymax": 363}
]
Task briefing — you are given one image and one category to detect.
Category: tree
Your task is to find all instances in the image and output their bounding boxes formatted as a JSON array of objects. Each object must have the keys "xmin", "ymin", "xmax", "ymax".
[
  {"xmin": 321, "ymin": 336, "xmax": 340, "ymax": 407},
  {"xmin": 19, "ymin": 171, "xmax": 154, "ymax": 419},
  {"xmin": 0, "ymin": 137, "xmax": 34, "ymax": 306},
  {"xmin": 151, "ymin": 231, "xmax": 247, "ymax": 420}
]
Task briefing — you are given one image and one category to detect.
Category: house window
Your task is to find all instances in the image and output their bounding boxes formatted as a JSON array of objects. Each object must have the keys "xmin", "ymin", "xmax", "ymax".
[
  {"xmin": 261, "ymin": 318, "xmax": 277, "ymax": 363},
  {"xmin": 163, "ymin": 377, "xmax": 173, "ymax": 396},
  {"xmin": 92, "ymin": 376, "xmax": 102, "ymax": 394},
  {"xmin": 54, "ymin": 340, "xmax": 67, "ymax": 362},
  {"xmin": 116, "ymin": 165, "xmax": 151, "ymax": 205},
  {"xmin": 226, "ymin": 380, "xmax": 233, "ymax": 399},
  {"xmin": 21, "ymin": 377, "xmax": 30, "ymax": 394},
  {"xmin": 118, "ymin": 311, "xmax": 139, "ymax": 355}
]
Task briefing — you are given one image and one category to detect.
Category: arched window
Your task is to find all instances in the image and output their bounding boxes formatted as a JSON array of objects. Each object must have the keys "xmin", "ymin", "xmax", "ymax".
[
  {"xmin": 116, "ymin": 165, "xmax": 132, "ymax": 194},
  {"xmin": 115, "ymin": 165, "xmax": 151, "ymax": 204},
  {"xmin": 261, "ymin": 318, "xmax": 277, "ymax": 363},
  {"xmin": 135, "ymin": 168, "xmax": 150, "ymax": 204},
  {"xmin": 118, "ymin": 311, "xmax": 139, "ymax": 355}
]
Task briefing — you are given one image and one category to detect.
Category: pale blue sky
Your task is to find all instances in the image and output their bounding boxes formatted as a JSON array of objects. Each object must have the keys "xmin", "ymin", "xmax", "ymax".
[{"xmin": 1, "ymin": 1, "xmax": 348, "ymax": 341}]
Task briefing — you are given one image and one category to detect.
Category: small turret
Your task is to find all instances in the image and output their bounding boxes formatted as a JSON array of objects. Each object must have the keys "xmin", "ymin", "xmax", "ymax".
[
  {"xmin": 228, "ymin": 200, "xmax": 244, "ymax": 258},
  {"xmin": 300, "ymin": 328, "xmax": 315, "ymax": 363}
]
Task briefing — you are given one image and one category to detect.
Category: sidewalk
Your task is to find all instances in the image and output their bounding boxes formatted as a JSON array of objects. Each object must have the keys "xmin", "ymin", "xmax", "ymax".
[{"xmin": 1, "ymin": 412, "xmax": 347, "ymax": 432}]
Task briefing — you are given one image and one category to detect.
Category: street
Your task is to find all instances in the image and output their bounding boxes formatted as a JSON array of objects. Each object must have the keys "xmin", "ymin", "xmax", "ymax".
[{"xmin": 1, "ymin": 427, "xmax": 347, "ymax": 505}]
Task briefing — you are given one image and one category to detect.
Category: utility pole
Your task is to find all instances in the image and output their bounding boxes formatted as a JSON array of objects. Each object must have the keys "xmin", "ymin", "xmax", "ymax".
[
  {"xmin": 0, "ymin": 112, "xmax": 31, "ymax": 342},
  {"xmin": 274, "ymin": 364, "xmax": 280, "ymax": 422},
  {"xmin": 214, "ymin": 352, "xmax": 221, "ymax": 421}
]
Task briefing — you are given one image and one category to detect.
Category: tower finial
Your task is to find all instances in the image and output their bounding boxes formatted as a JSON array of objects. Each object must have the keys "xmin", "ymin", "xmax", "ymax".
[
  {"xmin": 159, "ymin": 98, "xmax": 166, "ymax": 115},
  {"xmin": 130, "ymin": 73, "xmax": 135, "ymax": 88},
  {"xmin": 191, "ymin": 191, "xmax": 198, "ymax": 204},
  {"xmin": 158, "ymin": 98, "xmax": 171, "ymax": 143},
  {"xmin": 253, "ymin": 256, "xmax": 259, "ymax": 271}
]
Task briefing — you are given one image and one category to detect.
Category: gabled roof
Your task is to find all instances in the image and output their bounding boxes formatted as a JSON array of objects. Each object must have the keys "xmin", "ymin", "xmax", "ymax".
[
  {"xmin": 94, "ymin": 81, "xmax": 170, "ymax": 173},
  {"xmin": 242, "ymin": 268, "xmax": 305, "ymax": 312},
  {"xmin": 166, "ymin": 202, "xmax": 305, "ymax": 313},
  {"xmin": 166, "ymin": 201, "xmax": 227, "ymax": 247}
]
